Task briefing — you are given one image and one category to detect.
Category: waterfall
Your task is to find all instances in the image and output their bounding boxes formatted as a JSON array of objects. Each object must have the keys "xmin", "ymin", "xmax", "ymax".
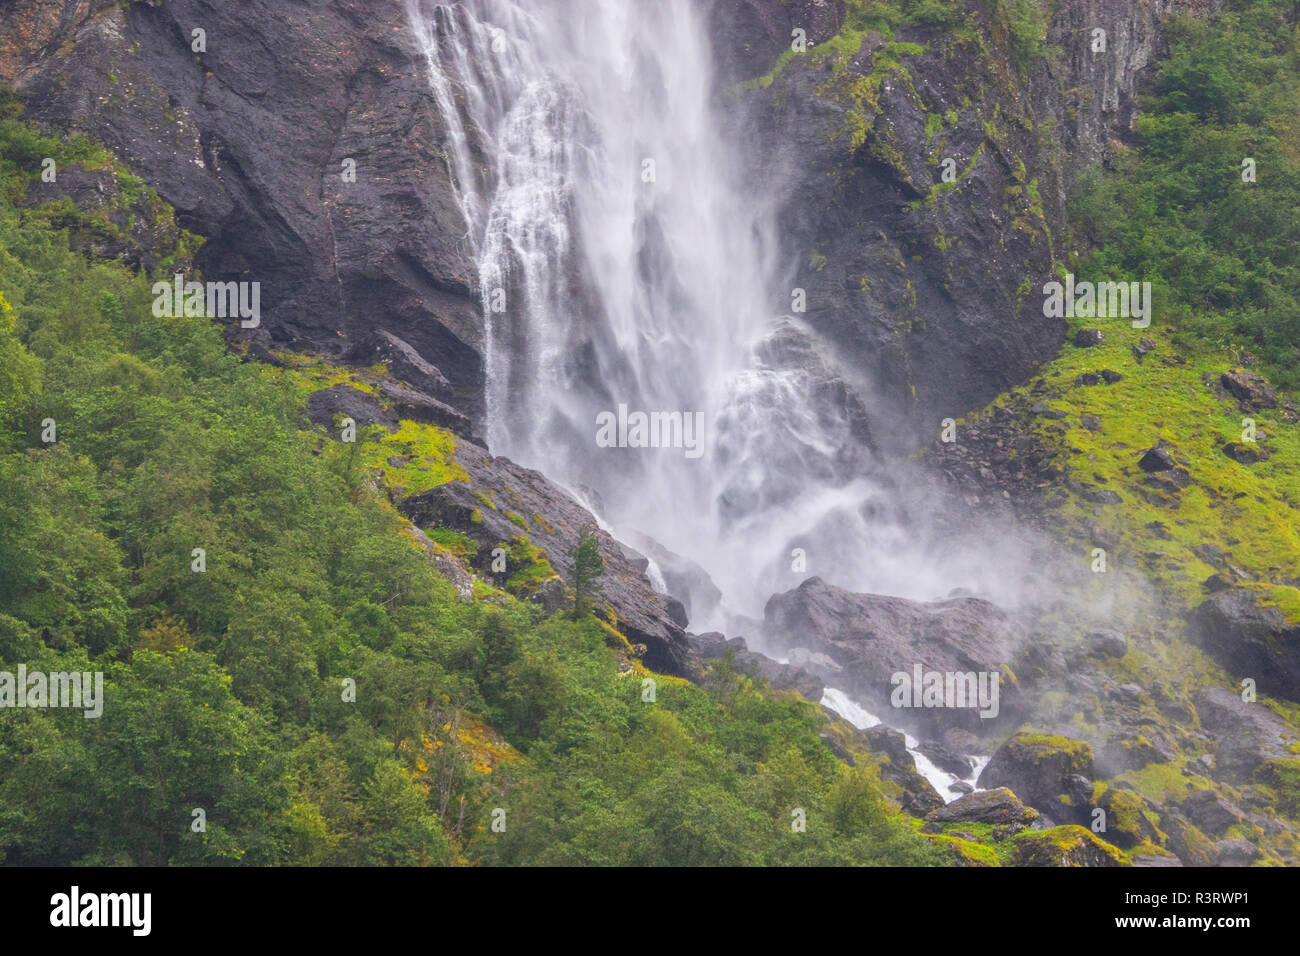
[{"xmin": 404, "ymin": 0, "xmax": 1015, "ymax": 636}]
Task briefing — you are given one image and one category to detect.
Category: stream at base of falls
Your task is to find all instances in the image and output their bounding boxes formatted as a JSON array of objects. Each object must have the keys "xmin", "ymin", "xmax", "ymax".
[{"xmin": 820, "ymin": 688, "xmax": 990, "ymax": 804}]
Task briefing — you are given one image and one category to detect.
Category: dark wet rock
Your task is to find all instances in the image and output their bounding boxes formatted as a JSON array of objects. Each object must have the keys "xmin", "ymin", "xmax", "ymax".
[
  {"xmin": 1100, "ymin": 369, "xmax": 1123, "ymax": 384},
  {"xmin": 374, "ymin": 380, "xmax": 473, "ymax": 435},
  {"xmin": 1142, "ymin": 467, "xmax": 1192, "ymax": 493},
  {"xmin": 1162, "ymin": 811, "xmax": 1218, "ymax": 867},
  {"xmin": 862, "ymin": 724, "xmax": 912, "ymax": 767},
  {"xmin": 1073, "ymin": 329, "xmax": 1104, "ymax": 348},
  {"xmin": 688, "ymin": 632, "xmax": 824, "ymax": 700},
  {"xmin": 306, "ymin": 385, "xmax": 396, "ymax": 432},
  {"xmin": 706, "ymin": 0, "xmax": 845, "ymax": 87},
  {"xmin": 917, "ymin": 740, "xmax": 974, "ymax": 777},
  {"xmin": 1190, "ymin": 591, "xmax": 1300, "ymax": 703},
  {"xmin": 728, "ymin": 0, "xmax": 1228, "ymax": 441},
  {"xmin": 763, "ymin": 577, "xmax": 1022, "ymax": 738},
  {"xmin": 0, "ymin": 0, "xmax": 485, "ymax": 425},
  {"xmin": 1192, "ymin": 686, "xmax": 1300, "ymax": 777},
  {"xmin": 1222, "ymin": 442, "xmax": 1263, "ymax": 465},
  {"xmin": 1081, "ymin": 487, "xmax": 1122, "ymax": 505},
  {"xmin": 1074, "ymin": 371, "xmax": 1101, "ymax": 387},
  {"xmin": 1133, "ymin": 337, "xmax": 1157, "ymax": 360},
  {"xmin": 1084, "ymin": 629, "xmax": 1128, "ymax": 658},
  {"xmin": 1213, "ymin": 837, "xmax": 1260, "ymax": 865},
  {"xmin": 978, "ymin": 733, "xmax": 1093, "ymax": 823},
  {"xmin": 400, "ymin": 436, "xmax": 690, "ymax": 675},
  {"xmin": 1080, "ymin": 415, "xmax": 1102, "ymax": 431},
  {"xmin": 1179, "ymin": 790, "xmax": 1244, "ymax": 838},
  {"xmin": 1221, "ymin": 369, "xmax": 1278, "ymax": 409},
  {"xmin": 622, "ymin": 530, "xmax": 724, "ymax": 626},
  {"xmin": 1094, "ymin": 786, "xmax": 1163, "ymax": 849},
  {"xmin": 1146, "ymin": 520, "xmax": 1172, "ymax": 540},
  {"xmin": 927, "ymin": 787, "xmax": 1038, "ymax": 827},
  {"xmin": 858, "ymin": 725, "xmax": 944, "ymax": 817},
  {"xmin": 349, "ymin": 329, "xmax": 455, "ymax": 403},
  {"xmin": 949, "ymin": 781, "xmax": 974, "ymax": 795},
  {"xmin": 1138, "ymin": 445, "xmax": 1177, "ymax": 473},
  {"xmin": 1202, "ymin": 574, "xmax": 1233, "ymax": 593}
]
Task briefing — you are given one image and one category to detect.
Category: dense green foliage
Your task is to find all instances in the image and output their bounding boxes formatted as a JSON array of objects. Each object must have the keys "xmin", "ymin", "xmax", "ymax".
[
  {"xmin": 1069, "ymin": 0, "xmax": 1300, "ymax": 387},
  {"xmin": 0, "ymin": 112, "xmax": 937, "ymax": 866}
]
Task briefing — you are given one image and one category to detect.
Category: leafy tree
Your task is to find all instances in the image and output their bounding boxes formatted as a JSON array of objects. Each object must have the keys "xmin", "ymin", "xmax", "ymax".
[{"xmin": 568, "ymin": 524, "xmax": 604, "ymax": 619}]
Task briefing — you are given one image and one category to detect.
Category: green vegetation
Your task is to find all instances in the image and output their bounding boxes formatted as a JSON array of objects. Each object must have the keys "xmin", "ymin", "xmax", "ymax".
[
  {"xmin": 1068, "ymin": 1, "xmax": 1300, "ymax": 389},
  {"xmin": 982, "ymin": 313, "xmax": 1300, "ymax": 617},
  {"xmin": 568, "ymin": 524, "xmax": 604, "ymax": 620},
  {"xmin": 0, "ymin": 111, "xmax": 939, "ymax": 866},
  {"xmin": 1011, "ymin": 825, "xmax": 1127, "ymax": 866}
]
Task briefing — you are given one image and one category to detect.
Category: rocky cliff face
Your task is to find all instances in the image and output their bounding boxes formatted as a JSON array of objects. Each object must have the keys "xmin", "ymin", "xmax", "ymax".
[
  {"xmin": 0, "ymin": 0, "xmax": 484, "ymax": 423},
  {"xmin": 713, "ymin": 0, "xmax": 1224, "ymax": 442},
  {"xmin": 0, "ymin": 0, "xmax": 1224, "ymax": 445}
]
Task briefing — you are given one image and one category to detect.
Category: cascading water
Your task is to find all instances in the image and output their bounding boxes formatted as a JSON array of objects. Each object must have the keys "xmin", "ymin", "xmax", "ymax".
[
  {"xmin": 407, "ymin": 0, "xmax": 996, "ymax": 798},
  {"xmin": 406, "ymin": 0, "xmax": 914, "ymax": 632}
]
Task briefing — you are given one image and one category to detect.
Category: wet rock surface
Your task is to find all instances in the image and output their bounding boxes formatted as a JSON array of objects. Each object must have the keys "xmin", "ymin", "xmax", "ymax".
[
  {"xmin": 764, "ymin": 576, "xmax": 1023, "ymax": 738},
  {"xmin": 1191, "ymin": 591, "xmax": 1300, "ymax": 704},
  {"xmin": 399, "ymin": 435, "xmax": 691, "ymax": 675},
  {"xmin": 0, "ymin": 0, "xmax": 484, "ymax": 424}
]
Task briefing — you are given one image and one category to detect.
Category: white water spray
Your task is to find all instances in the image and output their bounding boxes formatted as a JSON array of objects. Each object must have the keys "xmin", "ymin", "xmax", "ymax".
[{"xmin": 406, "ymin": 0, "xmax": 1032, "ymax": 635}]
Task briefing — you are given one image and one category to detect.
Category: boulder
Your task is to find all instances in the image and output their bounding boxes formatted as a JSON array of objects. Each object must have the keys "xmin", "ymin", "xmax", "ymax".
[
  {"xmin": 1161, "ymin": 811, "xmax": 1218, "ymax": 867},
  {"xmin": 1221, "ymin": 442, "xmax": 1262, "ymax": 465},
  {"xmin": 1179, "ymin": 789, "xmax": 1243, "ymax": 837},
  {"xmin": 978, "ymin": 733, "xmax": 1094, "ymax": 821},
  {"xmin": 1073, "ymin": 329, "xmax": 1104, "ymax": 348},
  {"xmin": 1192, "ymin": 686, "xmax": 1300, "ymax": 777},
  {"xmin": 1190, "ymin": 590, "xmax": 1300, "ymax": 703},
  {"xmin": 1011, "ymin": 826, "xmax": 1124, "ymax": 867},
  {"xmin": 348, "ymin": 329, "xmax": 455, "ymax": 403},
  {"xmin": 917, "ymin": 740, "xmax": 975, "ymax": 777},
  {"xmin": 1084, "ymin": 629, "xmax": 1128, "ymax": 658},
  {"xmin": 1213, "ymin": 838, "xmax": 1260, "ymax": 865},
  {"xmin": 858, "ymin": 725, "xmax": 944, "ymax": 817},
  {"xmin": 1138, "ymin": 445, "xmax": 1177, "ymax": 473},
  {"xmin": 1094, "ymin": 786, "xmax": 1163, "ymax": 849},
  {"xmin": 1221, "ymin": 369, "xmax": 1277, "ymax": 409},
  {"xmin": 925, "ymin": 787, "xmax": 1038, "ymax": 827},
  {"xmin": 763, "ymin": 577, "xmax": 1022, "ymax": 738}
]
